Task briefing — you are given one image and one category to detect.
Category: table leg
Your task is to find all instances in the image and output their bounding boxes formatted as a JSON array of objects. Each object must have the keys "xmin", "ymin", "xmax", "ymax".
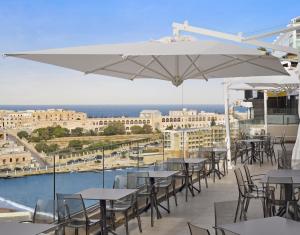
[
  {"xmin": 100, "ymin": 199, "xmax": 108, "ymax": 235},
  {"xmin": 149, "ymin": 177, "xmax": 162, "ymax": 226}
]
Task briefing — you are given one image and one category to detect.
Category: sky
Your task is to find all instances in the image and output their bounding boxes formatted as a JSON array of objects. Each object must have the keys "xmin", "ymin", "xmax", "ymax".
[{"xmin": 0, "ymin": 0, "xmax": 299, "ymax": 105}]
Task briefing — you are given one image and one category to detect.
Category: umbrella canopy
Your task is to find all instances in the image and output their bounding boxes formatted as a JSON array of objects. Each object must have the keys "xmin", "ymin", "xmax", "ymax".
[
  {"xmin": 5, "ymin": 37, "xmax": 289, "ymax": 168},
  {"xmin": 229, "ymin": 83, "xmax": 280, "ymax": 91},
  {"xmin": 5, "ymin": 39, "xmax": 288, "ymax": 86}
]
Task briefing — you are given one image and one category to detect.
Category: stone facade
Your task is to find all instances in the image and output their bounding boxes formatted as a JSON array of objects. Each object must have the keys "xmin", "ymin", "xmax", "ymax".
[{"xmin": 0, "ymin": 108, "xmax": 238, "ymax": 134}]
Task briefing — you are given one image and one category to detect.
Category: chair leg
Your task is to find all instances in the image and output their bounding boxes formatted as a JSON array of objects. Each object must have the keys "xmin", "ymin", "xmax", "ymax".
[
  {"xmin": 111, "ymin": 212, "xmax": 116, "ymax": 230},
  {"xmin": 124, "ymin": 210, "xmax": 129, "ymax": 235},
  {"xmin": 172, "ymin": 180, "xmax": 178, "ymax": 206},
  {"xmin": 166, "ymin": 187, "xmax": 170, "ymax": 213},
  {"xmin": 240, "ymin": 198, "xmax": 247, "ymax": 221},
  {"xmin": 245, "ymin": 198, "xmax": 250, "ymax": 212},
  {"xmin": 198, "ymin": 172, "xmax": 201, "ymax": 193},
  {"xmin": 185, "ymin": 176, "xmax": 188, "ymax": 202},
  {"xmin": 136, "ymin": 206, "xmax": 142, "ymax": 233},
  {"xmin": 234, "ymin": 195, "xmax": 241, "ymax": 222}
]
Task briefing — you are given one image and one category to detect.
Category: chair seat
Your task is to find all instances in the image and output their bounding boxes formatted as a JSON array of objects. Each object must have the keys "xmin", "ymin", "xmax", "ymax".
[
  {"xmin": 67, "ymin": 218, "xmax": 99, "ymax": 228},
  {"xmin": 107, "ymin": 203, "xmax": 131, "ymax": 212},
  {"xmin": 246, "ymin": 191, "xmax": 265, "ymax": 198},
  {"xmin": 155, "ymin": 182, "xmax": 171, "ymax": 188}
]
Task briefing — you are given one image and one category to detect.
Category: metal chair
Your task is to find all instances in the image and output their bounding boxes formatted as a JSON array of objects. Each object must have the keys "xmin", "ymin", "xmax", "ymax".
[
  {"xmin": 234, "ymin": 168, "xmax": 266, "ymax": 222},
  {"xmin": 192, "ymin": 151, "xmax": 209, "ymax": 188},
  {"xmin": 243, "ymin": 164, "xmax": 266, "ymax": 193},
  {"xmin": 56, "ymin": 193, "xmax": 100, "ymax": 235},
  {"xmin": 277, "ymin": 149, "xmax": 292, "ymax": 169},
  {"xmin": 154, "ymin": 161, "xmax": 178, "ymax": 210},
  {"xmin": 107, "ymin": 174, "xmax": 142, "ymax": 235},
  {"xmin": 21, "ymin": 199, "xmax": 65, "ymax": 235},
  {"xmin": 166, "ymin": 158, "xmax": 194, "ymax": 202},
  {"xmin": 187, "ymin": 222, "xmax": 210, "ymax": 235}
]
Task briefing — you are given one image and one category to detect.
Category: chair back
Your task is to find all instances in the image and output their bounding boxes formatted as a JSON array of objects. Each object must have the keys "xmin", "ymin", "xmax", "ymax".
[
  {"xmin": 280, "ymin": 135, "xmax": 286, "ymax": 152},
  {"xmin": 154, "ymin": 161, "xmax": 167, "ymax": 171},
  {"xmin": 197, "ymin": 147, "xmax": 213, "ymax": 158},
  {"xmin": 243, "ymin": 164, "xmax": 253, "ymax": 186},
  {"xmin": 113, "ymin": 174, "xmax": 134, "ymax": 204},
  {"xmin": 166, "ymin": 158, "xmax": 184, "ymax": 171},
  {"xmin": 113, "ymin": 174, "xmax": 127, "ymax": 189},
  {"xmin": 234, "ymin": 168, "xmax": 247, "ymax": 197},
  {"xmin": 33, "ymin": 199, "xmax": 56, "ymax": 224},
  {"xmin": 187, "ymin": 222, "xmax": 210, "ymax": 235},
  {"xmin": 127, "ymin": 172, "xmax": 150, "ymax": 189},
  {"xmin": 56, "ymin": 193, "xmax": 88, "ymax": 224},
  {"xmin": 278, "ymin": 150, "xmax": 292, "ymax": 169}
]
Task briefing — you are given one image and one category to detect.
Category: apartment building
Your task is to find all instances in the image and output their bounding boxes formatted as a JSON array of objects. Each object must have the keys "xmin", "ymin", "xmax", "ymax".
[
  {"xmin": 161, "ymin": 108, "xmax": 233, "ymax": 129},
  {"xmin": 163, "ymin": 124, "xmax": 239, "ymax": 154},
  {"xmin": 0, "ymin": 109, "xmax": 87, "ymax": 130}
]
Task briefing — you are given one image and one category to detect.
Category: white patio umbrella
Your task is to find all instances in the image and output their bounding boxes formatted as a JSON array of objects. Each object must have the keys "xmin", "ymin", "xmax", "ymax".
[{"xmin": 5, "ymin": 37, "xmax": 289, "ymax": 167}]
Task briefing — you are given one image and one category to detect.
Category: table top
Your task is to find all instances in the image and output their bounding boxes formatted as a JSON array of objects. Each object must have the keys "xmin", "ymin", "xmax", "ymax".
[
  {"xmin": 197, "ymin": 147, "xmax": 227, "ymax": 152},
  {"xmin": 78, "ymin": 188, "xmax": 138, "ymax": 201},
  {"xmin": 261, "ymin": 169, "xmax": 300, "ymax": 184},
  {"xmin": 183, "ymin": 158, "xmax": 207, "ymax": 164},
  {"xmin": 240, "ymin": 139, "xmax": 263, "ymax": 143},
  {"xmin": 0, "ymin": 221, "xmax": 55, "ymax": 235},
  {"xmin": 212, "ymin": 147, "xmax": 227, "ymax": 152},
  {"xmin": 219, "ymin": 216, "xmax": 300, "ymax": 235},
  {"xmin": 148, "ymin": 171, "xmax": 178, "ymax": 178}
]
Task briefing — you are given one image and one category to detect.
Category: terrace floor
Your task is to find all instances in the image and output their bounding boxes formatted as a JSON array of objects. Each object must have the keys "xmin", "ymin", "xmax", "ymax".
[{"xmin": 115, "ymin": 144, "xmax": 293, "ymax": 235}]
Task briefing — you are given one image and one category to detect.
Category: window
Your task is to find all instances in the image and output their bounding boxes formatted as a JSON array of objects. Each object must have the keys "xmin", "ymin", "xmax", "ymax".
[
  {"xmin": 10, "ymin": 158, "xmax": 12, "ymax": 163},
  {"xmin": 23, "ymin": 157, "xmax": 25, "ymax": 161}
]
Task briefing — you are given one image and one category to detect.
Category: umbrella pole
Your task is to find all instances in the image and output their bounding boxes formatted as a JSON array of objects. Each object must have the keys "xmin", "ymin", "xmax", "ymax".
[
  {"xmin": 224, "ymin": 82, "xmax": 232, "ymax": 169},
  {"xmin": 264, "ymin": 90, "xmax": 268, "ymax": 134}
]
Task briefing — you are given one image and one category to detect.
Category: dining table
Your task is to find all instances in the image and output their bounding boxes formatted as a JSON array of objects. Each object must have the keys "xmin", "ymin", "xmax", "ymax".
[
  {"xmin": 240, "ymin": 139, "xmax": 264, "ymax": 165},
  {"xmin": 146, "ymin": 170, "xmax": 178, "ymax": 226},
  {"xmin": 78, "ymin": 188, "xmax": 138, "ymax": 235},
  {"xmin": 167, "ymin": 158, "xmax": 206, "ymax": 201},
  {"xmin": 261, "ymin": 169, "xmax": 300, "ymax": 217},
  {"xmin": 219, "ymin": 216, "xmax": 300, "ymax": 235}
]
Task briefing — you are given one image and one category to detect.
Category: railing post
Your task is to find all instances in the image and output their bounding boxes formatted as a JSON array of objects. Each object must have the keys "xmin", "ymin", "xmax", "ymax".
[
  {"xmin": 102, "ymin": 147, "xmax": 105, "ymax": 188},
  {"xmin": 162, "ymin": 133, "xmax": 165, "ymax": 162}
]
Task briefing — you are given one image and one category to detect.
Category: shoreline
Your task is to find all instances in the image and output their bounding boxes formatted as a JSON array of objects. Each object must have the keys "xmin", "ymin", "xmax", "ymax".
[{"xmin": 0, "ymin": 163, "xmax": 153, "ymax": 179}]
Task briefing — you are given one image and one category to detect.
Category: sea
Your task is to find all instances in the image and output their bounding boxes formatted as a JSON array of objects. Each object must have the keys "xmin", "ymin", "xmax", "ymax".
[
  {"xmin": 0, "ymin": 104, "xmax": 246, "ymax": 211},
  {"xmin": 0, "ymin": 104, "xmax": 230, "ymax": 117}
]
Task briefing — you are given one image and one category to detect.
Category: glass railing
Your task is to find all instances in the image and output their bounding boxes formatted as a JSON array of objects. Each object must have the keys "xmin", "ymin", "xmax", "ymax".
[
  {"xmin": 267, "ymin": 108, "xmax": 298, "ymax": 115},
  {"xmin": 0, "ymin": 136, "xmax": 164, "ymax": 211},
  {"xmin": 239, "ymin": 114, "xmax": 299, "ymax": 126}
]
